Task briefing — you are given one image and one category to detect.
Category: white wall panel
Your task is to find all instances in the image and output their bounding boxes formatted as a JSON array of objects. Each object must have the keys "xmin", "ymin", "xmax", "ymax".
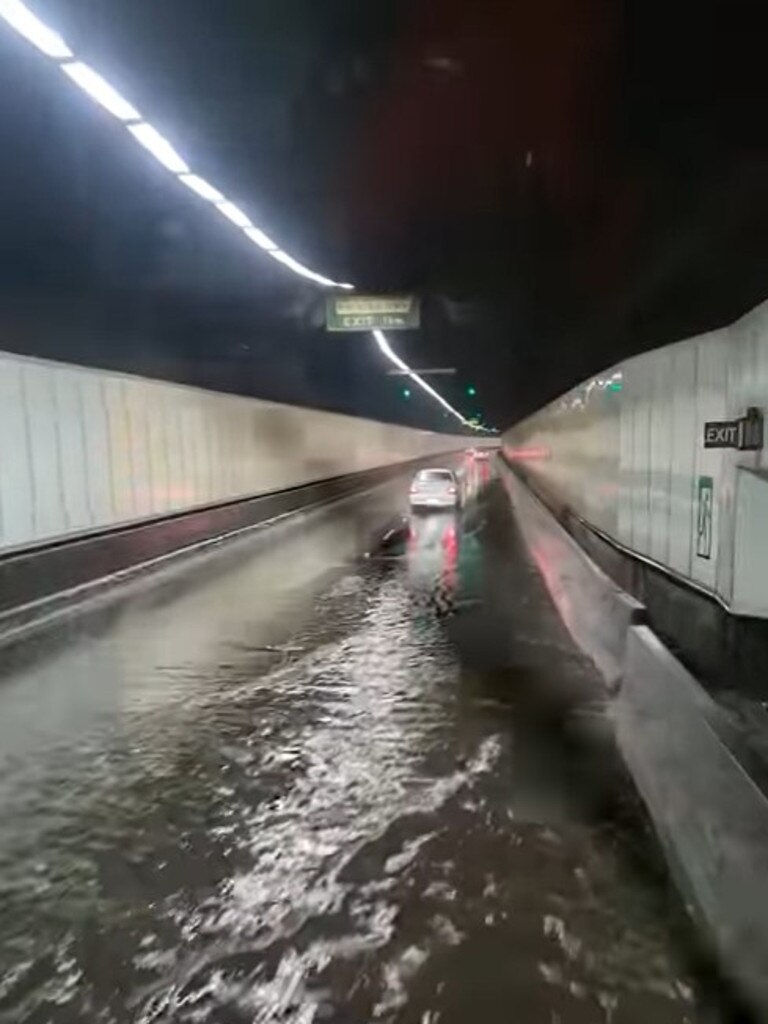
[
  {"xmin": 618, "ymin": 364, "xmax": 634, "ymax": 548},
  {"xmin": 691, "ymin": 335, "xmax": 727, "ymax": 591},
  {"xmin": 236, "ymin": 400, "xmax": 251, "ymax": 497},
  {"xmin": 718, "ymin": 326, "xmax": 752, "ymax": 601},
  {"xmin": 0, "ymin": 356, "xmax": 35, "ymax": 547},
  {"xmin": 0, "ymin": 350, "xmax": 464, "ymax": 553},
  {"xmin": 192, "ymin": 397, "xmax": 212, "ymax": 506},
  {"xmin": 649, "ymin": 350, "xmax": 673, "ymax": 566},
  {"xmin": 735, "ymin": 302, "xmax": 768, "ymax": 425},
  {"xmin": 103, "ymin": 377, "xmax": 135, "ymax": 522},
  {"xmin": 753, "ymin": 312, "xmax": 768, "ymax": 477},
  {"xmin": 163, "ymin": 396, "xmax": 186, "ymax": 512},
  {"xmin": 668, "ymin": 343, "xmax": 696, "ymax": 577},
  {"xmin": 732, "ymin": 469, "xmax": 768, "ymax": 615},
  {"xmin": 502, "ymin": 300, "xmax": 768, "ymax": 612},
  {"xmin": 79, "ymin": 374, "xmax": 115, "ymax": 529},
  {"xmin": 125, "ymin": 379, "xmax": 153, "ymax": 520},
  {"xmin": 208, "ymin": 395, "xmax": 226, "ymax": 502},
  {"xmin": 145, "ymin": 383, "xmax": 170, "ymax": 517},
  {"xmin": 23, "ymin": 362, "xmax": 66, "ymax": 541},
  {"xmin": 594, "ymin": 386, "xmax": 621, "ymax": 536},
  {"xmin": 629, "ymin": 356, "xmax": 652, "ymax": 556},
  {"xmin": 54, "ymin": 367, "xmax": 92, "ymax": 534}
]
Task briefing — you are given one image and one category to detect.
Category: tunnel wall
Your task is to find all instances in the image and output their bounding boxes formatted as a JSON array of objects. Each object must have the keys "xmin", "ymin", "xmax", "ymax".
[
  {"xmin": 503, "ymin": 298, "xmax": 768, "ymax": 615},
  {"xmin": 0, "ymin": 349, "xmax": 464, "ymax": 554}
]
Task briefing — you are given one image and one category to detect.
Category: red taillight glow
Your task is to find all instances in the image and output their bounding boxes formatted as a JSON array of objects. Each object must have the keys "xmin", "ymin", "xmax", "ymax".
[{"xmin": 503, "ymin": 445, "xmax": 550, "ymax": 461}]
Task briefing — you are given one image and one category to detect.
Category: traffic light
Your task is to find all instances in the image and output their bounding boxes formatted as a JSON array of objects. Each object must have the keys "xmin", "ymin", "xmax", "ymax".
[
  {"xmin": 402, "ymin": 387, "xmax": 411, "ymax": 399},
  {"xmin": 466, "ymin": 384, "xmax": 477, "ymax": 397}
]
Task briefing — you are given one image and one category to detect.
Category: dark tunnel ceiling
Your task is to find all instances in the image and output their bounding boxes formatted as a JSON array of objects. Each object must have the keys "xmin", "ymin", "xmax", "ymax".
[{"xmin": 2, "ymin": 0, "xmax": 768, "ymax": 429}]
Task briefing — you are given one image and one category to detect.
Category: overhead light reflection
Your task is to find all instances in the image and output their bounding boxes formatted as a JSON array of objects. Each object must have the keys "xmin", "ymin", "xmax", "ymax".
[
  {"xmin": 61, "ymin": 61, "xmax": 140, "ymax": 121},
  {"xmin": 0, "ymin": 0, "xmax": 72, "ymax": 59},
  {"xmin": 244, "ymin": 226, "xmax": 278, "ymax": 251},
  {"xmin": 217, "ymin": 200, "xmax": 252, "ymax": 230},
  {"xmin": 372, "ymin": 330, "xmax": 469, "ymax": 428},
  {"xmin": 178, "ymin": 173, "xmax": 225, "ymax": 204},
  {"xmin": 128, "ymin": 122, "xmax": 189, "ymax": 174},
  {"xmin": 268, "ymin": 250, "xmax": 336, "ymax": 287}
]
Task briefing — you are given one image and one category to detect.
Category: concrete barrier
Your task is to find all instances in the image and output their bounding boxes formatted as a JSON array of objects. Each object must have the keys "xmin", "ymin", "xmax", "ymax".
[
  {"xmin": 499, "ymin": 463, "xmax": 643, "ymax": 684},
  {"xmin": 0, "ymin": 458, "xmax": 433, "ymax": 639},
  {"xmin": 616, "ymin": 626, "xmax": 768, "ymax": 1016},
  {"xmin": 503, "ymin": 463, "xmax": 768, "ymax": 1018}
]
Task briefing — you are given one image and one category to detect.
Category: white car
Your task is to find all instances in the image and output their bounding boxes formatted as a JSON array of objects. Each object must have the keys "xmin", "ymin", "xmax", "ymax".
[{"xmin": 409, "ymin": 468, "xmax": 460, "ymax": 510}]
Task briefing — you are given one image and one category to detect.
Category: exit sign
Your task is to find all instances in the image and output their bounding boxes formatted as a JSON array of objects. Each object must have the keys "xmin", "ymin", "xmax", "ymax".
[
  {"xmin": 703, "ymin": 408, "xmax": 764, "ymax": 450},
  {"xmin": 326, "ymin": 295, "xmax": 420, "ymax": 332}
]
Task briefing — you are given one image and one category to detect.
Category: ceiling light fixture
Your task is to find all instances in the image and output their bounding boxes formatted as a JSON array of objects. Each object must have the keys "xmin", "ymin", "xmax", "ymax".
[
  {"xmin": 1, "ymin": 0, "xmax": 469, "ymax": 428},
  {"xmin": 0, "ymin": 0, "xmax": 71, "ymax": 58},
  {"xmin": 243, "ymin": 226, "xmax": 278, "ymax": 251},
  {"xmin": 178, "ymin": 173, "xmax": 225, "ymax": 204},
  {"xmin": 268, "ymin": 250, "xmax": 337, "ymax": 287},
  {"xmin": 216, "ymin": 200, "xmax": 252, "ymax": 230},
  {"xmin": 128, "ymin": 122, "xmax": 189, "ymax": 174},
  {"xmin": 61, "ymin": 61, "xmax": 141, "ymax": 121}
]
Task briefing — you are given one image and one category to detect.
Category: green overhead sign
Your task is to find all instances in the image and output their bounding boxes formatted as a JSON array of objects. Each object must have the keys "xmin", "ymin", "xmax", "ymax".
[{"xmin": 326, "ymin": 295, "xmax": 420, "ymax": 332}]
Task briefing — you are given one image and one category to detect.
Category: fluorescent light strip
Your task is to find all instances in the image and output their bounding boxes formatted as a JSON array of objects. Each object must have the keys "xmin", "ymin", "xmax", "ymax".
[
  {"xmin": 128, "ymin": 122, "xmax": 189, "ymax": 174},
  {"xmin": 0, "ymin": 0, "xmax": 351, "ymax": 290},
  {"xmin": 62, "ymin": 61, "xmax": 140, "ymax": 121},
  {"xmin": 243, "ymin": 225, "xmax": 278, "ymax": 251},
  {"xmin": 268, "ymin": 250, "xmax": 336, "ymax": 287},
  {"xmin": 0, "ymin": 0, "xmax": 71, "ymax": 58},
  {"xmin": 178, "ymin": 173, "xmax": 224, "ymax": 204},
  {"xmin": 1, "ymin": 0, "xmax": 468, "ymax": 426},
  {"xmin": 373, "ymin": 330, "xmax": 470, "ymax": 427},
  {"xmin": 217, "ymin": 200, "xmax": 251, "ymax": 230}
]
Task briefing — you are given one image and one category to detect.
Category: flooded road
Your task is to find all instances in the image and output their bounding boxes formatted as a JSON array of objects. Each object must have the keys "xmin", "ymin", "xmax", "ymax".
[{"xmin": 0, "ymin": 463, "xmax": 739, "ymax": 1023}]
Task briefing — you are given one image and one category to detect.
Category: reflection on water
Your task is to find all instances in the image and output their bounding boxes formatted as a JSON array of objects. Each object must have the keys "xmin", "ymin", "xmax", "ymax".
[{"xmin": 0, "ymin": 477, "xmax": 739, "ymax": 1023}]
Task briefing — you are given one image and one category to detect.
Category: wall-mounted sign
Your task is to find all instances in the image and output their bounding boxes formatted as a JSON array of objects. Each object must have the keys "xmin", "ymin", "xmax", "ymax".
[
  {"xmin": 704, "ymin": 421, "xmax": 740, "ymax": 448},
  {"xmin": 326, "ymin": 295, "xmax": 420, "ymax": 332},
  {"xmin": 703, "ymin": 407, "xmax": 764, "ymax": 450},
  {"xmin": 696, "ymin": 475, "xmax": 714, "ymax": 559}
]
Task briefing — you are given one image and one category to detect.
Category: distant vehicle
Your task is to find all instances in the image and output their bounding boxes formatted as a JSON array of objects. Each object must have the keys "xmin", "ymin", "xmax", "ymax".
[
  {"xmin": 474, "ymin": 449, "xmax": 491, "ymax": 460},
  {"xmin": 409, "ymin": 468, "xmax": 460, "ymax": 510}
]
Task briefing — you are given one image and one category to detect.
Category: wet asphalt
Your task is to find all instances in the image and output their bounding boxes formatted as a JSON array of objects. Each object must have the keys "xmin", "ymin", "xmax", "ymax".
[{"xmin": 0, "ymin": 460, "xmax": 746, "ymax": 1024}]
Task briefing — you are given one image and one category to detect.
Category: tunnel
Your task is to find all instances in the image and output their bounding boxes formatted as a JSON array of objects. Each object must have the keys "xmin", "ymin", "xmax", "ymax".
[{"xmin": 2, "ymin": 2, "xmax": 768, "ymax": 1022}]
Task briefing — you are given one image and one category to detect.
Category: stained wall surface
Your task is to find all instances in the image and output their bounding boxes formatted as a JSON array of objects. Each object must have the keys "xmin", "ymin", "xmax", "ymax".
[{"xmin": 0, "ymin": 350, "xmax": 464, "ymax": 553}]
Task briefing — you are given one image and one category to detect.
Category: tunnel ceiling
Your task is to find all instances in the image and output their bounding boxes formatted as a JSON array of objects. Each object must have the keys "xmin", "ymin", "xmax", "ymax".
[{"xmin": 2, "ymin": 0, "xmax": 768, "ymax": 430}]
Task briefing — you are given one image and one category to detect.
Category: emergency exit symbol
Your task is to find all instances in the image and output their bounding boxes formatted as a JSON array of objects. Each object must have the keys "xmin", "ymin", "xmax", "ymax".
[{"xmin": 696, "ymin": 476, "xmax": 713, "ymax": 559}]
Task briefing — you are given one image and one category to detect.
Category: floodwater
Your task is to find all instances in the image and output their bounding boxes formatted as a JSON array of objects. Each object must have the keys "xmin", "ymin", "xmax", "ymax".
[{"xmin": 0, "ymin": 463, "xmax": 741, "ymax": 1023}]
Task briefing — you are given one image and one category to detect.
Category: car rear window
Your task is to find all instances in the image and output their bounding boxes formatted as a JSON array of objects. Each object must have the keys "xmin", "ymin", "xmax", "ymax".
[{"xmin": 417, "ymin": 470, "xmax": 454, "ymax": 482}]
